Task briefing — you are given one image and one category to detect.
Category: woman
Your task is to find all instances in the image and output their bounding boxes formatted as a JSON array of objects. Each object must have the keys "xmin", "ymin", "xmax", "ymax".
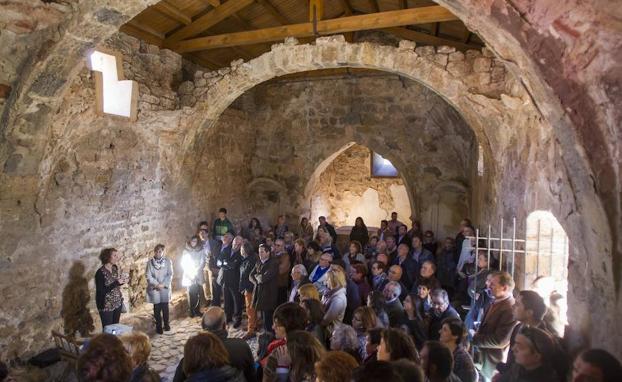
[
  {"xmin": 250, "ymin": 243, "xmax": 279, "ymax": 334},
  {"xmin": 292, "ymin": 239, "xmax": 308, "ymax": 266},
  {"xmin": 321, "ymin": 265, "xmax": 348, "ymax": 327},
  {"xmin": 260, "ymin": 303, "xmax": 309, "ymax": 372},
  {"xmin": 145, "ymin": 244, "xmax": 173, "ymax": 334},
  {"xmin": 95, "ymin": 247, "xmax": 128, "ymax": 329},
  {"xmin": 301, "ymin": 298, "xmax": 328, "ymax": 347},
  {"xmin": 377, "ymin": 328, "xmax": 420, "ymax": 363},
  {"xmin": 304, "ymin": 241, "xmax": 322, "ymax": 272},
  {"xmin": 350, "ymin": 263, "xmax": 371, "ymax": 306},
  {"xmin": 298, "ymin": 217, "xmax": 315, "ymax": 244},
  {"xmin": 439, "ymin": 318, "xmax": 477, "ymax": 382},
  {"xmin": 183, "ymin": 332, "xmax": 244, "ymax": 382},
  {"xmin": 181, "ymin": 236, "xmax": 206, "ymax": 318},
  {"xmin": 239, "ymin": 241, "xmax": 258, "ymax": 340},
  {"xmin": 367, "ymin": 291, "xmax": 389, "ymax": 328},
  {"xmin": 247, "ymin": 217, "xmax": 263, "ymax": 239},
  {"xmin": 264, "ymin": 330, "xmax": 325, "ymax": 382},
  {"xmin": 299, "ymin": 283, "xmax": 321, "ymax": 302},
  {"xmin": 349, "ymin": 217, "xmax": 369, "ymax": 248},
  {"xmin": 274, "ymin": 215, "xmax": 288, "ymax": 240},
  {"xmin": 497, "ymin": 326, "xmax": 558, "ymax": 382},
  {"xmin": 78, "ymin": 333, "xmax": 133, "ymax": 382},
  {"xmin": 343, "ymin": 241, "xmax": 366, "ymax": 272},
  {"xmin": 120, "ymin": 331, "xmax": 161, "ymax": 382},
  {"xmin": 330, "ymin": 324, "xmax": 361, "ymax": 364},
  {"xmin": 351, "ymin": 306, "xmax": 378, "ymax": 360},
  {"xmin": 315, "ymin": 351, "xmax": 359, "ymax": 382},
  {"xmin": 402, "ymin": 292, "xmax": 428, "ymax": 349}
]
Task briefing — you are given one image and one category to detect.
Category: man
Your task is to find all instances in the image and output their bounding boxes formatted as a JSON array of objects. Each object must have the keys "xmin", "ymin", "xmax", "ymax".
[
  {"xmin": 212, "ymin": 207, "xmax": 235, "ymax": 242},
  {"xmin": 385, "ymin": 235, "xmax": 398, "ymax": 263},
  {"xmin": 418, "ymin": 260, "xmax": 442, "ymax": 291},
  {"xmin": 455, "ymin": 218, "xmax": 472, "ymax": 263},
  {"xmin": 210, "ymin": 232, "xmax": 233, "ymax": 307},
  {"xmin": 318, "ymin": 228, "xmax": 340, "ymax": 258},
  {"xmin": 288, "ymin": 264, "xmax": 310, "ymax": 302},
  {"xmin": 496, "ymin": 290, "xmax": 565, "ymax": 376},
  {"xmin": 387, "ymin": 265, "xmax": 408, "ymax": 301},
  {"xmin": 274, "ymin": 238, "xmax": 291, "ymax": 305},
  {"xmin": 411, "ymin": 236, "xmax": 435, "ymax": 276},
  {"xmin": 318, "ymin": 215, "xmax": 337, "ymax": 243},
  {"xmin": 376, "ymin": 239, "xmax": 388, "ymax": 257},
  {"xmin": 172, "ymin": 307, "xmax": 255, "ymax": 382},
  {"xmin": 219, "ymin": 235, "xmax": 243, "ymax": 327},
  {"xmin": 428, "ymin": 289, "xmax": 460, "ymax": 341},
  {"xmin": 472, "ymin": 271, "xmax": 518, "ymax": 381},
  {"xmin": 383, "ymin": 281, "xmax": 406, "ymax": 327},
  {"xmin": 396, "ymin": 224, "xmax": 410, "ymax": 247},
  {"xmin": 197, "ymin": 222, "xmax": 219, "ymax": 304},
  {"xmin": 387, "ymin": 211, "xmax": 404, "ymax": 235},
  {"xmin": 392, "ymin": 243, "xmax": 417, "ymax": 290},
  {"xmin": 423, "ymin": 230, "xmax": 438, "ymax": 255},
  {"xmin": 309, "ymin": 252, "xmax": 333, "ymax": 296},
  {"xmin": 421, "ymin": 341, "xmax": 462, "ymax": 382},
  {"xmin": 378, "ymin": 219, "xmax": 390, "ymax": 241},
  {"xmin": 571, "ymin": 349, "xmax": 622, "ymax": 382}
]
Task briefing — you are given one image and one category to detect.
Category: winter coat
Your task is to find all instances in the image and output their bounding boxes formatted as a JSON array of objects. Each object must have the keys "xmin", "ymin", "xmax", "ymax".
[
  {"xmin": 218, "ymin": 248, "xmax": 242, "ymax": 289},
  {"xmin": 321, "ymin": 287, "xmax": 347, "ymax": 327},
  {"xmin": 250, "ymin": 256, "xmax": 279, "ymax": 311},
  {"xmin": 239, "ymin": 254, "xmax": 257, "ymax": 293},
  {"xmin": 145, "ymin": 257, "xmax": 173, "ymax": 304},
  {"xmin": 349, "ymin": 226, "xmax": 369, "ymax": 247},
  {"xmin": 181, "ymin": 245, "xmax": 205, "ymax": 286},
  {"xmin": 185, "ymin": 365, "xmax": 245, "ymax": 382}
]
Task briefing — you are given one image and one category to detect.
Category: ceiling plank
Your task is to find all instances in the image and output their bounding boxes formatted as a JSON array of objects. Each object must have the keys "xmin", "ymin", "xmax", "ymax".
[
  {"xmin": 171, "ymin": 6, "xmax": 459, "ymax": 53},
  {"xmin": 383, "ymin": 27, "xmax": 481, "ymax": 51},
  {"xmin": 128, "ymin": 20, "xmax": 166, "ymax": 40},
  {"xmin": 399, "ymin": 0, "xmax": 408, "ymax": 9},
  {"xmin": 368, "ymin": 0, "xmax": 380, "ymax": 12},
  {"xmin": 120, "ymin": 23, "xmax": 164, "ymax": 47},
  {"xmin": 153, "ymin": 1, "xmax": 192, "ymax": 25},
  {"xmin": 164, "ymin": 0, "xmax": 255, "ymax": 45},
  {"xmin": 256, "ymin": 0, "xmax": 291, "ymax": 25}
]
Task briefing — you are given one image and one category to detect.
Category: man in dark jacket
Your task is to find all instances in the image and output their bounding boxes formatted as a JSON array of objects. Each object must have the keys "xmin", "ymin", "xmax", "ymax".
[
  {"xmin": 172, "ymin": 307, "xmax": 256, "ymax": 382},
  {"xmin": 220, "ymin": 235, "xmax": 243, "ymax": 328},
  {"xmin": 392, "ymin": 243, "xmax": 417, "ymax": 291},
  {"xmin": 428, "ymin": 288, "xmax": 460, "ymax": 341},
  {"xmin": 250, "ymin": 243, "xmax": 279, "ymax": 334},
  {"xmin": 318, "ymin": 216, "xmax": 337, "ymax": 243},
  {"xmin": 239, "ymin": 241, "xmax": 257, "ymax": 339}
]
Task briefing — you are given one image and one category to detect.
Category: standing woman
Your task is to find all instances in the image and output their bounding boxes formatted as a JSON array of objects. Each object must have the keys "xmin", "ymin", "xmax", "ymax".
[
  {"xmin": 182, "ymin": 236, "xmax": 206, "ymax": 317},
  {"xmin": 250, "ymin": 243, "xmax": 279, "ymax": 334},
  {"xmin": 349, "ymin": 217, "xmax": 369, "ymax": 248},
  {"xmin": 95, "ymin": 248, "xmax": 129, "ymax": 329},
  {"xmin": 146, "ymin": 244, "xmax": 173, "ymax": 334},
  {"xmin": 298, "ymin": 217, "xmax": 315, "ymax": 244}
]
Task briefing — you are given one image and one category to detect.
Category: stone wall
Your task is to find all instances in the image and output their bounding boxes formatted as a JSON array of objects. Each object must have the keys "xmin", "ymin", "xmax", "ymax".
[{"xmin": 307, "ymin": 144, "xmax": 411, "ymax": 231}]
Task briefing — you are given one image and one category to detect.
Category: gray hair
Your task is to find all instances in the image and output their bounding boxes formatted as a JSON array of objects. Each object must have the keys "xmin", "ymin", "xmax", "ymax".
[
  {"xmin": 385, "ymin": 281, "xmax": 402, "ymax": 299},
  {"xmin": 201, "ymin": 307, "xmax": 226, "ymax": 331},
  {"xmin": 429, "ymin": 288, "xmax": 449, "ymax": 304},
  {"xmin": 331, "ymin": 324, "xmax": 360, "ymax": 352},
  {"xmin": 292, "ymin": 264, "xmax": 308, "ymax": 277}
]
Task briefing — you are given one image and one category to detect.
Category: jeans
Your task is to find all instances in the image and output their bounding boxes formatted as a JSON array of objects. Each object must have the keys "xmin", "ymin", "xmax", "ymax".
[
  {"xmin": 153, "ymin": 302, "xmax": 170, "ymax": 331},
  {"xmin": 99, "ymin": 306, "xmax": 122, "ymax": 330}
]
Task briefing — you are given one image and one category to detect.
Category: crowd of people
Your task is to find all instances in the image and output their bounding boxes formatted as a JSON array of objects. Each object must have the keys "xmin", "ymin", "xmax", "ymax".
[{"xmin": 41, "ymin": 209, "xmax": 622, "ymax": 382}]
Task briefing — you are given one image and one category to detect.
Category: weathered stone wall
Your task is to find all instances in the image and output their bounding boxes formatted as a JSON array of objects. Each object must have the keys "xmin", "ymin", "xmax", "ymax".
[{"xmin": 308, "ymin": 144, "xmax": 411, "ymax": 230}]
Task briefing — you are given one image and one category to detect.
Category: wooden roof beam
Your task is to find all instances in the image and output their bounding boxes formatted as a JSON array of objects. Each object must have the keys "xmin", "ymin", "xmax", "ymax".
[
  {"xmin": 120, "ymin": 23, "xmax": 163, "ymax": 47},
  {"xmin": 383, "ymin": 27, "xmax": 481, "ymax": 51},
  {"xmin": 171, "ymin": 6, "xmax": 458, "ymax": 53},
  {"xmin": 399, "ymin": 0, "xmax": 408, "ymax": 9},
  {"xmin": 256, "ymin": 0, "xmax": 291, "ymax": 25},
  {"xmin": 153, "ymin": 1, "xmax": 192, "ymax": 25},
  {"xmin": 164, "ymin": 0, "xmax": 255, "ymax": 45}
]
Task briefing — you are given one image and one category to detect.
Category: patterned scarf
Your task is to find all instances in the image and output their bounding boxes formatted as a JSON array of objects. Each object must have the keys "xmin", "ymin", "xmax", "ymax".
[{"xmin": 152, "ymin": 256, "xmax": 166, "ymax": 270}]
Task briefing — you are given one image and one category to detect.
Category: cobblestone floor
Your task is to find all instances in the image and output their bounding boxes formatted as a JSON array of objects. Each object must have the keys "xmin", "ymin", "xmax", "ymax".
[{"xmin": 149, "ymin": 316, "xmax": 259, "ymax": 382}]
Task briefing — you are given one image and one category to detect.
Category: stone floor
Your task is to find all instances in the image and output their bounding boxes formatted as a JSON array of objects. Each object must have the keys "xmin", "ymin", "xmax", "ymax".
[{"xmin": 149, "ymin": 316, "xmax": 259, "ymax": 382}]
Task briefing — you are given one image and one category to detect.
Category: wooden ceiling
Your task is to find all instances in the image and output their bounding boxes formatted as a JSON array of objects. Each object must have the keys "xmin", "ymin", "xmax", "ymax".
[{"xmin": 120, "ymin": 0, "xmax": 485, "ymax": 71}]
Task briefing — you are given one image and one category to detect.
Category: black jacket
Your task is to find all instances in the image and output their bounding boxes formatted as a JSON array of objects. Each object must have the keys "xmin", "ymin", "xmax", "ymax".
[
  {"xmin": 185, "ymin": 365, "xmax": 245, "ymax": 382},
  {"xmin": 428, "ymin": 306, "xmax": 460, "ymax": 341},
  {"xmin": 173, "ymin": 329, "xmax": 255, "ymax": 382},
  {"xmin": 239, "ymin": 254, "xmax": 257, "ymax": 293},
  {"xmin": 94, "ymin": 266, "xmax": 120, "ymax": 311},
  {"xmin": 250, "ymin": 256, "xmax": 279, "ymax": 311},
  {"xmin": 219, "ymin": 248, "xmax": 242, "ymax": 288}
]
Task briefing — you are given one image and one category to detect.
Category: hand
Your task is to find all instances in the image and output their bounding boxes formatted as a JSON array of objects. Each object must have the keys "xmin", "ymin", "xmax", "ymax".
[
  {"xmin": 273, "ymin": 345, "xmax": 291, "ymax": 367},
  {"xmin": 217, "ymin": 260, "xmax": 222, "ymax": 267},
  {"xmin": 458, "ymin": 271, "xmax": 466, "ymax": 279},
  {"xmin": 157, "ymin": 284, "xmax": 164, "ymax": 290},
  {"xmin": 469, "ymin": 328, "xmax": 476, "ymax": 337}
]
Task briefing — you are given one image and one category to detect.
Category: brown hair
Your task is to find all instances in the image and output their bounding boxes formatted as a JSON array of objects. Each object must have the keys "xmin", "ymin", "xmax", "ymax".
[
  {"xmin": 183, "ymin": 332, "xmax": 230, "ymax": 375},
  {"xmin": 492, "ymin": 271, "xmax": 515, "ymax": 289},
  {"xmin": 349, "ymin": 240, "xmax": 362, "ymax": 254},
  {"xmin": 315, "ymin": 351, "xmax": 359, "ymax": 382},
  {"xmin": 299, "ymin": 283, "xmax": 320, "ymax": 301},
  {"xmin": 287, "ymin": 331, "xmax": 326, "ymax": 381},
  {"xmin": 99, "ymin": 248, "xmax": 117, "ymax": 265},
  {"xmin": 120, "ymin": 331, "xmax": 152, "ymax": 367},
  {"xmin": 353, "ymin": 306, "xmax": 377, "ymax": 330},
  {"xmin": 381, "ymin": 328, "xmax": 420, "ymax": 363},
  {"xmin": 352, "ymin": 263, "xmax": 368, "ymax": 277},
  {"xmin": 77, "ymin": 333, "xmax": 132, "ymax": 382}
]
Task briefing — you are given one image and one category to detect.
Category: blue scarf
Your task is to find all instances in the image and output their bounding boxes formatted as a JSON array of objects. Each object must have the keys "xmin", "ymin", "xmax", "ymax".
[{"xmin": 311, "ymin": 266, "xmax": 330, "ymax": 283}]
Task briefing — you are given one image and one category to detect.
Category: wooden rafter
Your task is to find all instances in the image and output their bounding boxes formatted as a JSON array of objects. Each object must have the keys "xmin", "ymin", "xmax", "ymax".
[
  {"xmin": 170, "ymin": 6, "xmax": 458, "ymax": 53},
  {"xmin": 399, "ymin": 0, "xmax": 408, "ymax": 9},
  {"xmin": 256, "ymin": 0, "xmax": 291, "ymax": 25},
  {"xmin": 129, "ymin": 20, "xmax": 165, "ymax": 40},
  {"xmin": 164, "ymin": 0, "xmax": 255, "ymax": 45},
  {"xmin": 120, "ymin": 23, "xmax": 163, "ymax": 46},
  {"xmin": 152, "ymin": 1, "xmax": 191, "ymax": 25},
  {"xmin": 384, "ymin": 27, "xmax": 481, "ymax": 51}
]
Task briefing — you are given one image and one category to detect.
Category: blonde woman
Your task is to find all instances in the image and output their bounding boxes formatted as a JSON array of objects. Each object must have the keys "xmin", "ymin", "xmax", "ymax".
[
  {"xmin": 321, "ymin": 265, "xmax": 347, "ymax": 327},
  {"xmin": 120, "ymin": 331, "xmax": 160, "ymax": 382}
]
